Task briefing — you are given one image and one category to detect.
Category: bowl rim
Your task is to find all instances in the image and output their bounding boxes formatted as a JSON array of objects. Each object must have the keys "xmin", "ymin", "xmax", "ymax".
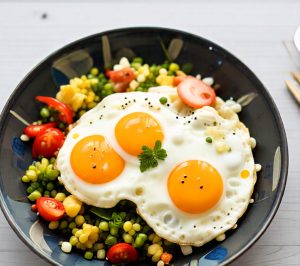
[{"xmin": 0, "ymin": 26, "xmax": 289, "ymax": 266}]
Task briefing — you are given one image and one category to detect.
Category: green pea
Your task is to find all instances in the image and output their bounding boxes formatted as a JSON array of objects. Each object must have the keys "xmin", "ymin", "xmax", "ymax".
[
  {"xmin": 206, "ymin": 137, "xmax": 213, "ymax": 143},
  {"xmin": 169, "ymin": 62, "xmax": 180, "ymax": 72},
  {"xmin": 26, "ymin": 186, "xmax": 34, "ymax": 194},
  {"xmin": 37, "ymin": 187, "xmax": 43, "ymax": 193},
  {"xmin": 43, "ymin": 190, "xmax": 50, "ymax": 197},
  {"xmin": 31, "ymin": 182, "xmax": 39, "ymax": 189},
  {"xmin": 141, "ymin": 225, "xmax": 151, "ymax": 234},
  {"xmin": 40, "ymin": 107, "xmax": 50, "ymax": 118},
  {"xmin": 182, "ymin": 63, "xmax": 193, "ymax": 74},
  {"xmin": 59, "ymin": 220, "xmax": 68, "ymax": 229},
  {"xmin": 133, "ymin": 57, "xmax": 143, "ymax": 64},
  {"xmin": 50, "ymin": 190, "xmax": 57, "ymax": 198},
  {"xmin": 68, "ymin": 222, "xmax": 76, "ymax": 229},
  {"xmin": 99, "ymin": 221, "xmax": 109, "ymax": 231},
  {"xmin": 46, "ymin": 182, "xmax": 54, "ymax": 191},
  {"xmin": 104, "ymin": 83, "xmax": 113, "ymax": 91},
  {"xmin": 159, "ymin": 97, "xmax": 168, "ymax": 105}
]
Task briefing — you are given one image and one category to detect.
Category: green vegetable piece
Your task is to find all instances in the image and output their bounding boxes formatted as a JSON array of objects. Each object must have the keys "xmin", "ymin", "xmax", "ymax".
[
  {"xmin": 182, "ymin": 63, "xmax": 193, "ymax": 74},
  {"xmin": 206, "ymin": 137, "xmax": 213, "ymax": 143},
  {"xmin": 84, "ymin": 251, "xmax": 93, "ymax": 260},
  {"xmin": 159, "ymin": 97, "xmax": 168, "ymax": 105},
  {"xmin": 40, "ymin": 107, "xmax": 50, "ymax": 118},
  {"xmin": 105, "ymin": 235, "xmax": 117, "ymax": 246},
  {"xmin": 27, "ymin": 190, "xmax": 42, "ymax": 202},
  {"xmin": 99, "ymin": 221, "xmax": 109, "ymax": 231},
  {"xmin": 138, "ymin": 140, "xmax": 167, "ymax": 172},
  {"xmin": 133, "ymin": 57, "xmax": 143, "ymax": 64},
  {"xmin": 90, "ymin": 207, "xmax": 112, "ymax": 221}
]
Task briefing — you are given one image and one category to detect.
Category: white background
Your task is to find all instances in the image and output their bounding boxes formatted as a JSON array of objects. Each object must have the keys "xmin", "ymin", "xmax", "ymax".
[{"xmin": 0, "ymin": 0, "xmax": 299, "ymax": 265}]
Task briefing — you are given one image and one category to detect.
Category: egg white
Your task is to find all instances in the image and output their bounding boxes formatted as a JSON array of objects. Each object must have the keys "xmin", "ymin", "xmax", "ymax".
[{"xmin": 57, "ymin": 91, "xmax": 256, "ymax": 247}]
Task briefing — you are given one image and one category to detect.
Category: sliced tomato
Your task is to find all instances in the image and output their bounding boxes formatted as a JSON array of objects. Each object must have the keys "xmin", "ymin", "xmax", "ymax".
[
  {"xmin": 24, "ymin": 122, "xmax": 57, "ymax": 138},
  {"xmin": 177, "ymin": 76, "xmax": 216, "ymax": 108},
  {"xmin": 107, "ymin": 243, "xmax": 138, "ymax": 264},
  {"xmin": 35, "ymin": 96, "xmax": 73, "ymax": 124},
  {"xmin": 32, "ymin": 128, "xmax": 65, "ymax": 158},
  {"xmin": 106, "ymin": 68, "xmax": 135, "ymax": 83},
  {"xmin": 36, "ymin": 197, "xmax": 64, "ymax": 221},
  {"xmin": 113, "ymin": 82, "xmax": 129, "ymax": 92}
]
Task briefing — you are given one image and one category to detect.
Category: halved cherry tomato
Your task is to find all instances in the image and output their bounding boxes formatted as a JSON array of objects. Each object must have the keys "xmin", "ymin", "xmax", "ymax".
[
  {"xmin": 32, "ymin": 128, "xmax": 65, "ymax": 158},
  {"xmin": 24, "ymin": 122, "xmax": 57, "ymax": 138},
  {"xmin": 106, "ymin": 243, "xmax": 138, "ymax": 264},
  {"xmin": 35, "ymin": 96, "xmax": 73, "ymax": 124},
  {"xmin": 106, "ymin": 68, "xmax": 135, "ymax": 83},
  {"xmin": 113, "ymin": 82, "xmax": 129, "ymax": 92},
  {"xmin": 177, "ymin": 76, "xmax": 216, "ymax": 108},
  {"xmin": 36, "ymin": 197, "xmax": 64, "ymax": 221}
]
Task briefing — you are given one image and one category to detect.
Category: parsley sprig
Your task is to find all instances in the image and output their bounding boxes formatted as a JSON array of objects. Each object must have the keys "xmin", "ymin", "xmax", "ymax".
[{"xmin": 138, "ymin": 140, "xmax": 167, "ymax": 172}]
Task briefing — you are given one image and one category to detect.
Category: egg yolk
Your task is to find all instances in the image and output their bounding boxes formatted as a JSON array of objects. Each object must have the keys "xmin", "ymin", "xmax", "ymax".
[
  {"xmin": 168, "ymin": 160, "xmax": 223, "ymax": 214},
  {"xmin": 71, "ymin": 135, "xmax": 125, "ymax": 184},
  {"xmin": 115, "ymin": 112, "xmax": 164, "ymax": 156}
]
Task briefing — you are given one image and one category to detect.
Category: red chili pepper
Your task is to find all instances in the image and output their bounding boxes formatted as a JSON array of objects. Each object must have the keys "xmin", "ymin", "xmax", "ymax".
[
  {"xmin": 35, "ymin": 96, "xmax": 73, "ymax": 124},
  {"xmin": 24, "ymin": 122, "xmax": 57, "ymax": 138}
]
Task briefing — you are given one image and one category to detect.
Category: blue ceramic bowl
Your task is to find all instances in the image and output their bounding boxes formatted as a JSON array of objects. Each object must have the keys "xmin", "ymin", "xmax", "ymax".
[{"xmin": 0, "ymin": 27, "xmax": 288, "ymax": 266}]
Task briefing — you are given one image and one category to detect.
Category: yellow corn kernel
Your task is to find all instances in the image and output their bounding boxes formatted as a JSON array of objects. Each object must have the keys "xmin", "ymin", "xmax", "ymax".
[
  {"xmin": 88, "ymin": 232, "xmax": 99, "ymax": 242},
  {"xmin": 83, "ymin": 226, "xmax": 92, "ymax": 235},
  {"xmin": 81, "ymin": 88, "xmax": 88, "ymax": 95},
  {"xmin": 176, "ymin": 70, "xmax": 187, "ymax": 76},
  {"xmin": 152, "ymin": 235, "xmax": 161, "ymax": 243},
  {"xmin": 85, "ymin": 240, "xmax": 93, "ymax": 249},
  {"xmin": 79, "ymin": 233, "xmax": 89, "ymax": 243},
  {"xmin": 152, "ymin": 249, "xmax": 163, "ymax": 262},
  {"xmin": 71, "ymin": 93, "xmax": 86, "ymax": 111},
  {"xmin": 63, "ymin": 195, "xmax": 82, "ymax": 218},
  {"xmin": 95, "ymin": 96, "xmax": 100, "ymax": 102},
  {"xmin": 148, "ymin": 244, "xmax": 161, "ymax": 255},
  {"xmin": 75, "ymin": 229, "xmax": 83, "ymax": 238},
  {"xmin": 82, "ymin": 223, "xmax": 92, "ymax": 230},
  {"xmin": 87, "ymin": 102, "xmax": 97, "ymax": 109},
  {"xmin": 91, "ymin": 226, "xmax": 99, "ymax": 234},
  {"xmin": 81, "ymin": 75, "xmax": 87, "ymax": 81},
  {"xmin": 86, "ymin": 95, "xmax": 94, "ymax": 103},
  {"xmin": 156, "ymin": 75, "xmax": 173, "ymax": 86}
]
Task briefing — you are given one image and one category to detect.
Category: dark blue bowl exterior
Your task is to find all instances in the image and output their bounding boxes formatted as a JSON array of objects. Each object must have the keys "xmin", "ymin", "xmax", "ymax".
[{"xmin": 0, "ymin": 27, "xmax": 288, "ymax": 266}]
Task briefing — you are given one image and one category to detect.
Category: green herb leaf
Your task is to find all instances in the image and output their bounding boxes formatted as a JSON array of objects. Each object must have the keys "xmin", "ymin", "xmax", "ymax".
[
  {"xmin": 138, "ymin": 140, "xmax": 167, "ymax": 172},
  {"xmin": 89, "ymin": 207, "xmax": 112, "ymax": 221}
]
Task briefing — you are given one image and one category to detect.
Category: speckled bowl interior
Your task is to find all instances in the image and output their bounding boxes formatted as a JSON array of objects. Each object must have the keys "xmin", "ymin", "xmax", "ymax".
[{"xmin": 0, "ymin": 27, "xmax": 288, "ymax": 266}]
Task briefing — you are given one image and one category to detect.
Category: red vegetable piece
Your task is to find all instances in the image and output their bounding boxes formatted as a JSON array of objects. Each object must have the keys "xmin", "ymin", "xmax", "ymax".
[
  {"xmin": 177, "ymin": 76, "xmax": 216, "ymax": 108},
  {"xmin": 107, "ymin": 243, "xmax": 138, "ymax": 264},
  {"xmin": 32, "ymin": 128, "xmax": 65, "ymax": 158},
  {"xmin": 24, "ymin": 122, "xmax": 57, "ymax": 138},
  {"xmin": 106, "ymin": 68, "xmax": 135, "ymax": 83},
  {"xmin": 35, "ymin": 96, "xmax": 73, "ymax": 124},
  {"xmin": 36, "ymin": 197, "xmax": 64, "ymax": 221}
]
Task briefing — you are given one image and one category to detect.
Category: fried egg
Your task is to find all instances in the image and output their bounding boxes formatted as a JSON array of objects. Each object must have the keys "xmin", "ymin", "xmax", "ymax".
[{"xmin": 57, "ymin": 90, "xmax": 257, "ymax": 247}]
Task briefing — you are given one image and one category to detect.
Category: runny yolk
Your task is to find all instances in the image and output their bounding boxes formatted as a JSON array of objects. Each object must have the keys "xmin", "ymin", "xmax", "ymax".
[
  {"xmin": 70, "ymin": 135, "xmax": 125, "ymax": 184},
  {"xmin": 115, "ymin": 112, "xmax": 164, "ymax": 156},
  {"xmin": 168, "ymin": 160, "xmax": 223, "ymax": 214}
]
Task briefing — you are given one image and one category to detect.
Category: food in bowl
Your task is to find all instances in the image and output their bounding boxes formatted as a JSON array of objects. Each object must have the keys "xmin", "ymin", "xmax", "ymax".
[{"xmin": 18, "ymin": 56, "xmax": 261, "ymax": 265}]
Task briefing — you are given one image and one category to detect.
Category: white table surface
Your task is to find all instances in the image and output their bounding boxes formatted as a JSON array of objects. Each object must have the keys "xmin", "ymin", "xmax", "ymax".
[{"xmin": 0, "ymin": 1, "xmax": 299, "ymax": 265}]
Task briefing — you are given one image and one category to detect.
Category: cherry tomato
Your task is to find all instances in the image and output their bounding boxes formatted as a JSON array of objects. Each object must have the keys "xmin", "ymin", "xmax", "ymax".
[
  {"xmin": 36, "ymin": 197, "xmax": 64, "ymax": 221},
  {"xmin": 106, "ymin": 243, "xmax": 138, "ymax": 264},
  {"xmin": 32, "ymin": 128, "xmax": 65, "ymax": 158},
  {"xmin": 31, "ymin": 204, "xmax": 38, "ymax": 213},
  {"xmin": 177, "ymin": 76, "xmax": 216, "ymax": 108},
  {"xmin": 113, "ymin": 82, "xmax": 129, "ymax": 92},
  {"xmin": 24, "ymin": 122, "xmax": 57, "ymax": 138},
  {"xmin": 35, "ymin": 96, "xmax": 73, "ymax": 124},
  {"xmin": 106, "ymin": 68, "xmax": 135, "ymax": 83}
]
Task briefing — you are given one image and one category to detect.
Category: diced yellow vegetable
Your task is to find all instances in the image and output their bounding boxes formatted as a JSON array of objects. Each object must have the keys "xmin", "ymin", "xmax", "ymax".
[{"xmin": 63, "ymin": 195, "xmax": 82, "ymax": 218}]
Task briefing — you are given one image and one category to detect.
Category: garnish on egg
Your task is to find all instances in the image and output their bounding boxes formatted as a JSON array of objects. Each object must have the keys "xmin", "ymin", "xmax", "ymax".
[{"xmin": 138, "ymin": 140, "xmax": 167, "ymax": 172}]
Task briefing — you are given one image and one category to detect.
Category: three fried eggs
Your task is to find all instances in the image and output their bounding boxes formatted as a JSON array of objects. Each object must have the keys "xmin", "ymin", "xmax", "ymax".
[{"xmin": 57, "ymin": 90, "xmax": 258, "ymax": 247}]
